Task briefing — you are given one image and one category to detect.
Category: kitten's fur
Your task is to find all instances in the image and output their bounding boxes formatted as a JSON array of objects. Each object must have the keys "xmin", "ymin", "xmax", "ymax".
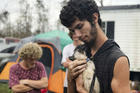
[{"xmin": 69, "ymin": 45, "xmax": 100, "ymax": 93}]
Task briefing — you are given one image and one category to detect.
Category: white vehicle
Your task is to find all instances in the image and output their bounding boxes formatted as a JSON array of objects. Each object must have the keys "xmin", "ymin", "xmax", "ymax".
[
  {"xmin": 0, "ymin": 43, "xmax": 17, "ymax": 66},
  {"xmin": 0, "ymin": 38, "xmax": 6, "ymax": 44}
]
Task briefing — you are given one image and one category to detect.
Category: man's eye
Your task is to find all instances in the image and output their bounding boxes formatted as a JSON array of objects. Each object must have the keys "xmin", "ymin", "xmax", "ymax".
[
  {"xmin": 70, "ymin": 29, "xmax": 74, "ymax": 33},
  {"xmin": 76, "ymin": 24, "xmax": 83, "ymax": 29}
]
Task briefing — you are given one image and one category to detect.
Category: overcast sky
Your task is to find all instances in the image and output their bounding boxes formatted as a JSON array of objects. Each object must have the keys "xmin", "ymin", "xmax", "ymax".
[
  {"xmin": 0, "ymin": 0, "xmax": 140, "ymax": 31},
  {"xmin": 1, "ymin": 0, "xmax": 140, "ymax": 13}
]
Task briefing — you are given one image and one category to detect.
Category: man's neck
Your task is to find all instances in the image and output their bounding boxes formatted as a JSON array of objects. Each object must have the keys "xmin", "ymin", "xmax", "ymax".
[{"xmin": 91, "ymin": 25, "xmax": 108, "ymax": 56}]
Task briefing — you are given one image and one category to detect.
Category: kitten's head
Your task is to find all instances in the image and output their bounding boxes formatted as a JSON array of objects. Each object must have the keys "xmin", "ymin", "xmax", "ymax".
[{"xmin": 69, "ymin": 45, "xmax": 87, "ymax": 61}]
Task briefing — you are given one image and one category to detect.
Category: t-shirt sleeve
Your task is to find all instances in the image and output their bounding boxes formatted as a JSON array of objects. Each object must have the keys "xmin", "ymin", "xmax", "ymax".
[
  {"xmin": 9, "ymin": 65, "xmax": 20, "ymax": 88},
  {"xmin": 38, "ymin": 62, "xmax": 47, "ymax": 78},
  {"xmin": 61, "ymin": 46, "xmax": 69, "ymax": 64}
]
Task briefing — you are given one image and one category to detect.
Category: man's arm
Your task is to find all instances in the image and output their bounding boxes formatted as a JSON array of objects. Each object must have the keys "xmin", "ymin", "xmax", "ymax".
[
  {"xmin": 12, "ymin": 84, "xmax": 33, "ymax": 93},
  {"xmin": 75, "ymin": 74, "xmax": 88, "ymax": 93},
  {"xmin": 111, "ymin": 56, "xmax": 130, "ymax": 93},
  {"xmin": 20, "ymin": 77, "xmax": 48, "ymax": 89},
  {"xmin": 67, "ymin": 60, "xmax": 87, "ymax": 93},
  {"xmin": 67, "ymin": 72, "xmax": 77, "ymax": 93}
]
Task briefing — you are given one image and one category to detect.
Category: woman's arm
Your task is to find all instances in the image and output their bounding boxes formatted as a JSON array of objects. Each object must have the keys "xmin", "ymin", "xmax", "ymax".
[
  {"xmin": 12, "ymin": 84, "xmax": 33, "ymax": 93},
  {"xmin": 20, "ymin": 77, "xmax": 48, "ymax": 89}
]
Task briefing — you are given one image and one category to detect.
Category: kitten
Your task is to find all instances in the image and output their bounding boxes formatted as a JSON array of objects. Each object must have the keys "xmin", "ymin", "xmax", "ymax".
[{"xmin": 69, "ymin": 45, "xmax": 100, "ymax": 93}]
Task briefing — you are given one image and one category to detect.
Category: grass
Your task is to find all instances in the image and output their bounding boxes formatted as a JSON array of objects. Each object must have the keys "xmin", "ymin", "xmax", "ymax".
[{"xmin": 0, "ymin": 83, "xmax": 12, "ymax": 93}]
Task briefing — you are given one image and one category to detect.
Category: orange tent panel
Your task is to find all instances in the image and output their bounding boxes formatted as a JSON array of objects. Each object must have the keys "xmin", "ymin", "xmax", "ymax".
[
  {"xmin": 0, "ymin": 62, "xmax": 17, "ymax": 80},
  {"xmin": 48, "ymin": 70, "xmax": 66, "ymax": 93}
]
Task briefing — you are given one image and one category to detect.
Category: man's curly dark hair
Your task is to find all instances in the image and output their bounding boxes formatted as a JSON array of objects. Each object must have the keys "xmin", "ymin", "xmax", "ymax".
[{"xmin": 60, "ymin": 0, "xmax": 102, "ymax": 28}]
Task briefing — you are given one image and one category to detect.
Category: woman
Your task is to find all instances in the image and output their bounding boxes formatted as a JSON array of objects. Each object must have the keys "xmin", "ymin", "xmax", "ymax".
[{"xmin": 9, "ymin": 42, "xmax": 48, "ymax": 93}]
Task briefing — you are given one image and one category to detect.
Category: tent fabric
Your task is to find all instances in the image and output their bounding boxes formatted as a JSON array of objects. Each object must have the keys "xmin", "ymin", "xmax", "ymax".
[
  {"xmin": 0, "ymin": 62, "xmax": 17, "ymax": 80},
  {"xmin": 14, "ymin": 30, "xmax": 72, "ymax": 52},
  {"xmin": 35, "ymin": 37, "xmax": 61, "ymax": 53},
  {"xmin": 14, "ymin": 36, "xmax": 62, "ymax": 53},
  {"xmin": 13, "ymin": 36, "xmax": 35, "ymax": 53},
  {"xmin": 38, "ymin": 42, "xmax": 62, "ymax": 76},
  {"xmin": 48, "ymin": 70, "xmax": 65, "ymax": 93},
  {"xmin": 35, "ymin": 30, "xmax": 72, "ymax": 51}
]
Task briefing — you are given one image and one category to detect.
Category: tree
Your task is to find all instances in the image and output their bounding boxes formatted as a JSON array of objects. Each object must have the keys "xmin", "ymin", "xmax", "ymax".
[
  {"xmin": 60, "ymin": 0, "xmax": 68, "ymax": 7},
  {"xmin": 0, "ymin": 11, "xmax": 13, "ymax": 37},
  {"xmin": 96, "ymin": 0, "xmax": 104, "ymax": 7},
  {"xmin": 35, "ymin": 0, "xmax": 49, "ymax": 33},
  {"xmin": 0, "ymin": 11, "xmax": 9, "ymax": 24},
  {"xmin": 16, "ymin": 0, "xmax": 32, "ymax": 38}
]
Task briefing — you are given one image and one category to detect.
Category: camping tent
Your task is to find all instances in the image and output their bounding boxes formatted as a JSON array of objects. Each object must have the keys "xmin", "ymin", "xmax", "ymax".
[
  {"xmin": 35, "ymin": 30, "xmax": 72, "ymax": 51},
  {"xmin": 0, "ymin": 31, "xmax": 72, "ymax": 93},
  {"xmin": 14, "ymin": 30, "xmax": 72, "ymax": 53},
  {"xmin": 13, "ymin": 36, "xmax": 62, "ymax": 54}
]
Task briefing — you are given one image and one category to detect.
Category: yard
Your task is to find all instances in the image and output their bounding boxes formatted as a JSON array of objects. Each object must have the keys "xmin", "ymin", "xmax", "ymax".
[{"xmin": 0, "ymin": 83, "xmax": 12, "ymax": 93}]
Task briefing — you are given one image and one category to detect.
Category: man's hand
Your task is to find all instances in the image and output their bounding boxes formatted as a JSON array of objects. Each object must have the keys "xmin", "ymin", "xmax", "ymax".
[
  {"xmin": 68, "ymin": 60, "xmax": 87, "ymax": 80},
  {"xmin": 67, "ymin": 60, "xmax": 87, "ymax": 93}
]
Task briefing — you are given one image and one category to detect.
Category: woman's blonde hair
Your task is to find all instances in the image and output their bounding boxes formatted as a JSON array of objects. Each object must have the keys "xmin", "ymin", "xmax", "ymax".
[{"xmin": 18, "ymin": 42, "xmax": 42, "ymax": 60}]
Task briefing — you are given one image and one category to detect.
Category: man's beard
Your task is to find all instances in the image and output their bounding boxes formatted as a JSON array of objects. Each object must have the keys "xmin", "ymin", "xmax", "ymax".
[{"xmin": 85, "ymin": 28, "xmax": 97, "ymax": 48}]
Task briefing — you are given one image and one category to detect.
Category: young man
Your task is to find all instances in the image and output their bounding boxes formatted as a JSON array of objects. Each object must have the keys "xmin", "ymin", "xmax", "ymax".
[
  {"xmin": 61, "ymin": 31, "xmax": 83, "ymax": 93},
  {"xmin": 60, "ymin": 0, "xmax": 130, "ymax": 93},
  {"xmin": 9, "ymin": 43, "xmax": 48, "ymax": 93}
]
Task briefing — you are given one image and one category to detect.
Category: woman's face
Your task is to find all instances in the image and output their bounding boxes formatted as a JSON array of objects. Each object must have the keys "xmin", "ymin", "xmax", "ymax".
[{"xmin": 24, "ymin": 58, "xmax": 36, "ymax": 68}]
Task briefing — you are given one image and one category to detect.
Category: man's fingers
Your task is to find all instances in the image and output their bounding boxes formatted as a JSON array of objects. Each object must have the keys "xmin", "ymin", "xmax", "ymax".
[
  {"xmin": 72, "ymin": 64, "xmax": 87, "ymax": 73},
  {"xmin": 69, "ymin": 60, "xmax": 86, "ymax": 70},
  {"xmin": 73, "ymin": 68, "xmax": 86, "ymax": 79},
  {"xmin": 68, "ymin": 60, "xmax": 87, "ymax": 79},
  {"xmin": 75, "ymin": 60, "xmax": 86, "ymax": 66}
]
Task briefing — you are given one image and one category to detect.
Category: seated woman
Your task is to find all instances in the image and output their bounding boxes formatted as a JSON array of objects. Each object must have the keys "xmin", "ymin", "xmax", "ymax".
[{"xmin": 9, "ymin": 42, "xmax": 48, "ymax": 93}]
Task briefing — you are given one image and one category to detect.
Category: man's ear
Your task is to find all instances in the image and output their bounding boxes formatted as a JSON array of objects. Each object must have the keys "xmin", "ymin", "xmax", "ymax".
[{"xmin": 92, "ymin": 13, "xmax": 99, "ymax": 24}]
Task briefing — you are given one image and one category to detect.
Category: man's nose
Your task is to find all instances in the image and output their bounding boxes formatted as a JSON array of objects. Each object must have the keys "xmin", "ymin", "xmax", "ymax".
[{"xmin": 75, "ymin": 30, "xmax": 81, "ymax": 37}]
